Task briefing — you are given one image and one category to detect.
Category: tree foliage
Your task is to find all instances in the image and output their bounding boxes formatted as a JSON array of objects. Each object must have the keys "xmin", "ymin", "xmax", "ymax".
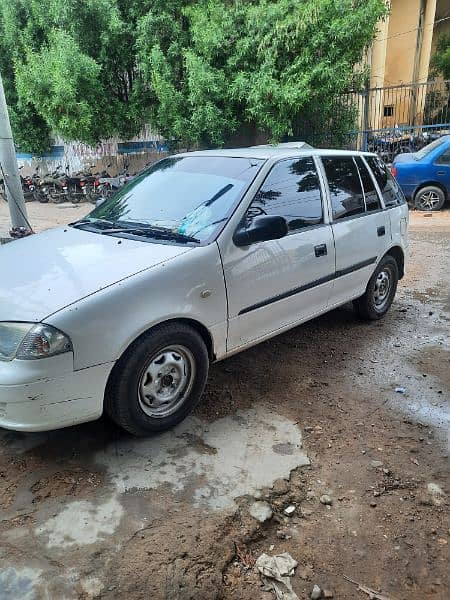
[
  {"xmin": 0, "ymin": 0, "xmax": 387, "ymax": 153},
  {"xmin": 431, "ymin": 32, "xmax": 450, "ymax": 80}
]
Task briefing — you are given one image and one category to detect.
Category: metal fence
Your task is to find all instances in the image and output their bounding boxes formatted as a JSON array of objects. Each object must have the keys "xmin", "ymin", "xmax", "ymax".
[{"xmin": 295, "ymin": 79, "xmax": 450, "ymax": 163}]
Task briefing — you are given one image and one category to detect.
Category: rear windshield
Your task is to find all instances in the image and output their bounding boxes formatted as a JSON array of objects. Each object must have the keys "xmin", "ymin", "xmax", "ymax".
[{"xmin": 414, "ymin": 137, "xmax": 445, "ymax": 160}]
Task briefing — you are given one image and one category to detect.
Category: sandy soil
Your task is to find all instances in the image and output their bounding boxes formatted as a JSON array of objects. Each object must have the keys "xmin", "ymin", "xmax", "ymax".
[
  {"xmin": 0, "ymin": 199, "xmax": 91, "ymax": 236},
  {"xmin": 0, "ymin": 203, "xmax": 448, "ymax": 600}
]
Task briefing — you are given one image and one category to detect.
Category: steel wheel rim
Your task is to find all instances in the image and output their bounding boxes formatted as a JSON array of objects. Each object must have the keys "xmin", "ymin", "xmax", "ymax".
[
  {"xmin": 373, "ymin": 269, "xmax": 391, "ymax": 310},
  {"xmin": 138, "ymin": 345, "xmax": 196, "ymax": 418},
  {"xmin": 418, "ymin": 190, "xmax": 440, "ymax": 211}
]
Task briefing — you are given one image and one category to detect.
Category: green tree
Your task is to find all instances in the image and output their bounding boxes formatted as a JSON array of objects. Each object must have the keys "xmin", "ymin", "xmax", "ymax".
[
  {"xmin": 427, "ymin": 32, "xmax": 450, "ymax": 125},
  {"xmin": 0, "ymin": 0, "xmax": 387, "ymax": 153},
  {"xmin": 431, "ymin": 31, "xmax": 450, "ymax": 79},
  {"xmin": 0, "ymin": 0, "xmax": 145, "ymax": 152}
]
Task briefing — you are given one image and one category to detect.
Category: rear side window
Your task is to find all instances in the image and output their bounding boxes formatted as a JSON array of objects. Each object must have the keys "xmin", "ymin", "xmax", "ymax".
[
  {"xmin": 248, "ymin": 157, "xmax": 323, "ymax": 231},
  {"xmin": 355, "ymin": 157, "xmax": 381, "ymax": 211},
  {"xmin": 366, "ymin": 156, "xmax": 405, "ymax": 207},
  {"xmin": 322, "ymin": 157, "xmax": 365, "ymax": 220}
]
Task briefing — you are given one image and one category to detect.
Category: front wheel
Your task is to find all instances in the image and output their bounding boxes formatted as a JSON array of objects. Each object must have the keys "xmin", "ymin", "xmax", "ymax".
[
  {"xmin": 105, "ymin": 323, "xmax": 209, "ymax": 435},
  {"xmin": 353, "ymin": 255, "xmax": 399, "ymax": 320}
]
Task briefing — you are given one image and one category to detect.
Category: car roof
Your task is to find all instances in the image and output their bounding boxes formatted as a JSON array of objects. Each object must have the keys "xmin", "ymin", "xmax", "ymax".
[{"xmin": 179, "ymin": 145, "xmax": 377, "ymax": 160}]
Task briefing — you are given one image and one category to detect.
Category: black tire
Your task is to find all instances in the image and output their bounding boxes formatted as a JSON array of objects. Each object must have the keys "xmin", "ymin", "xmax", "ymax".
[
  {"xmin": 105, "ymin": 322, "xmax": 209, "ymax": 436},
  {"xmin": 414, "ymin": 185, "xmax": 445, "ymax": 211},
  {"xmin": 353, "ymin": 255, "xmax": 399, "ymax": 321},
  {"xmin": 34, "ymin": 189, "xmax": 49, "ymax": 203}
]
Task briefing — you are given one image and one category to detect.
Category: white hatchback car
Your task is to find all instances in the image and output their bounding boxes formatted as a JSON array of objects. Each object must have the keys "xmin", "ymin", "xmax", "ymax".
[{"xmin": 0, "ymin": 146, "xmax": 408, "ymax": 435}]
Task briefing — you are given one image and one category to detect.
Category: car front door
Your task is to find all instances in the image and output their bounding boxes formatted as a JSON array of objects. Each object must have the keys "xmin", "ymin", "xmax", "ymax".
[
  {"xmin": 321, "ymin": 155, "xmax": 391, "ymax": 308},
  {"xmin": 218, "ymin": 156, "xmax": 336, "ymax": 352},
  {"xmin": 431, "ymin": 144, "xmax": 450, "ymax": 195}
]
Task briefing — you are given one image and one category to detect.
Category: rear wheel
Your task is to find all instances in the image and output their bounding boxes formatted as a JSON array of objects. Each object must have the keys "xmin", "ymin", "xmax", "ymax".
[
  {"xmin": 414, "ymin": 185, "xmax": 445, "ymax": 211},
  {"xmin": 105, "ymin": 322, "xmax": 209, "ymax": 435},
  {"xmin": 353, "ymin": 255, "xmax": 399, "ymax": 320}
]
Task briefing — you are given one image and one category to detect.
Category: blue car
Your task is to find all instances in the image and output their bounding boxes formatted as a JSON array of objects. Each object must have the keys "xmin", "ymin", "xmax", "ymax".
[{"xmin": 392, "ymin": 135, "xmax": 450, "ymax": 211}]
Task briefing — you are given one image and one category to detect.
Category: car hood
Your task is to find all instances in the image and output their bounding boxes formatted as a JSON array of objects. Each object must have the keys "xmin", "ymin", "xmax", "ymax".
[
  {"xmin": 0, "ymin": 226, "xmax": 192, "ymax": 322},
  {"xmin": 393, "ymin": 152, "xmax": 415, "ymax": 164}
]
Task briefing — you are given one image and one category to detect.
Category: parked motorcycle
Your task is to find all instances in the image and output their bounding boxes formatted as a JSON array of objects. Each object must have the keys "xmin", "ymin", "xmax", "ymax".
[
  {"xmin": 95, "ymin": 164, "xmax": 132, "ymax": 201},
  {"xmin": 19, "ymin": 166, "xmax": 46, "ymax": 202},
  {"xmin": 367, "ymin": 126, "xmax": 434, "ymax": 163},
  {"xmin": 64, "ymin": 164, "xmax": 99, "ymax": 203},
  {"xmin": 39, "ymin": 165, "xmax": 68, "ymax": 203}
]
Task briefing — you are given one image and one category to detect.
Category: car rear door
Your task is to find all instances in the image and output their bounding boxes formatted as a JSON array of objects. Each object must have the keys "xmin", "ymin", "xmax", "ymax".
[
  {"xmin": 366, "ymin": 155, "xmax": 409, "ymax": 256},
  {"xmin": 218, "ymin": 156, "xmax": 336, "ymax": 352},
  {"xmin": 320, "ymin": 155, "xmax": 391, "ymax": 308}
]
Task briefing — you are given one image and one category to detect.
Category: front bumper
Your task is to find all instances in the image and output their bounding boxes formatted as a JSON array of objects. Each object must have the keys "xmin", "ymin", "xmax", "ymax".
[{"xmin": 0, "ymin": 356, "xmax": 114, "ymax": 432}]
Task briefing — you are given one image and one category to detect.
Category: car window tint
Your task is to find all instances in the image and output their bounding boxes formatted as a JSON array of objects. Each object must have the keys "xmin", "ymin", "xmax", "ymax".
[
  {"xmin": 355, "ymin": 157, "xmax": 381, "ymax": 211},
  {"xmin": 322, "ymin": 157, "xmax": 365, "ymax": 220},
  {"xmin": 248, "ymin": 157, "xmax": 323, "ymax": 231},
  {"xmin": 366, "ymin": 156, "xmax": 405, "ymax": 207},
  {"xmin": 436, "ymin": 147, "xmax": 450, "ymax": 165}
]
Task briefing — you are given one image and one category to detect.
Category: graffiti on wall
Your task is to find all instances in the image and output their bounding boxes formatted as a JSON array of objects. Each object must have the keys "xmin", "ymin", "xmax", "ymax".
[{"xmin": 17, "ymin": 125, "xmax": 169, "ymax": 176}]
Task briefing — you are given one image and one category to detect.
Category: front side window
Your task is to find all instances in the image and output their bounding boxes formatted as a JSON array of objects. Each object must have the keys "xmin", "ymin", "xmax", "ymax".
[
  {"xmin": 436, "ymin": 147, "xmax": 450, "ymax": 165},
  {"xmin": 366, "ymin": 156, "xmax": 405, "ymax": 207},
  {"xmin": 355, "ymin": 157, "xmax": 381, "ymax": 212},
  {"xmin": 322, "ymin": 157, "xmax": 365, "ymax": 220},
  {"xmin": 247, "ymin": 157, "xmax": 323, "ymax": 231},
  {"xmin": 83, "ymin": 156, "xmax": 264, "ymax": 243}
]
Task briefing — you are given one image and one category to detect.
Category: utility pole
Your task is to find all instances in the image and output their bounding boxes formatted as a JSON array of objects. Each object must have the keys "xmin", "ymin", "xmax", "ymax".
[
  {"xmin": 361, "ymin": 82, "xmax": 370, "ymax": 152},
  {"xmin": 0, "ymin": 72, "xmax": 31, "ymax": 233}
]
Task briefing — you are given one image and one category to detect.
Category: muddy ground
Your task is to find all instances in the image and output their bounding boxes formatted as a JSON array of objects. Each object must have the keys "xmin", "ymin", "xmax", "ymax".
[{"xmin": 0, "ymin": 203, "xmax": 449, "ymax": 600}]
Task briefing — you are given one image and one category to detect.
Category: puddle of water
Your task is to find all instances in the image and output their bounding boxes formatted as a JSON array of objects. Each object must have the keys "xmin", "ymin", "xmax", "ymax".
[
  {"xmin": 0, "ymin": 567, "xmax": 42, "ymax": 600},
  {"xmin": 34, "ymin": 496, "xmax": 123, "ymax": 549},
  {"xmin": 395, "ymin": 397, "xmax": 450, "ymax": 448},
  {"xmin": 24, "ymin": 408, "xmax": 309, "ymax": 551},
  {"xmin": 95, "ymin": 407, "xmax": 309, "ymax": 511}
]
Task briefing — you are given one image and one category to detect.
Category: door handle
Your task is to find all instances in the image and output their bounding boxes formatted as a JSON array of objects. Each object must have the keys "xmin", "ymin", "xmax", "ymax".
[
  {"xmin": 437, "ymin": 171, "xmax": 445, "ymax": 176},
  {"xmin": 377, "ymin": 226, "xmax": 385, "ymax": 237},
  {"xmin": 314, "ymin": 243, "xmax": 327, "ymax": 257}
]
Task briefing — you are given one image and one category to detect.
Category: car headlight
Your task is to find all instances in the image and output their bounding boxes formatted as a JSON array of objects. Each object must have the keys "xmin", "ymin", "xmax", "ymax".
[{"xmin": 0, "ymin": 322, "xmax": 72, "ymax": 361}]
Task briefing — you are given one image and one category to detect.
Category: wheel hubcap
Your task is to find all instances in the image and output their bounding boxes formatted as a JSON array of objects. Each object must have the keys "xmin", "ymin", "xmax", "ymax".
[
  {"xmin": 418, "ymin": 191, "xmax": 440, "ymax": 211},
  {"xmin": 138, "ymin": 345, "xmax": 195, "ymax": 418},
  {"xmin": 373, "ymin": 269, "xmax": 391, "ymax": 309}
]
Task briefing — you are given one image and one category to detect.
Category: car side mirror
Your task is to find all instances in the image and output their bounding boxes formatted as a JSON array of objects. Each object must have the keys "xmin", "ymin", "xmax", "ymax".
[{"xmin": 233, "ymin": 215, "xmax": 289, "ymax": 247}]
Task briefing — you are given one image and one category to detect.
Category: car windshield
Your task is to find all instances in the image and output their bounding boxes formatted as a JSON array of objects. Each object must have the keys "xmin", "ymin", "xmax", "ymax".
[
  {"xmin": 414, "ymin": 137, "xmax": 445, "ymax": 160},
  {"xmin": 82, "ymin": 156, "xmax": 264, "ymax": 243}
]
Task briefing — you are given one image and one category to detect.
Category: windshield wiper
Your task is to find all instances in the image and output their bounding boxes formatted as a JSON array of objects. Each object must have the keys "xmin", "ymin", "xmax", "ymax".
[
  {"xmin": 100, "ymin": 225, "xmax": 200, "ymax": 244},
  {"xmin": 70, "ymin": 218, "xmax": 117, "ymax": 230}
]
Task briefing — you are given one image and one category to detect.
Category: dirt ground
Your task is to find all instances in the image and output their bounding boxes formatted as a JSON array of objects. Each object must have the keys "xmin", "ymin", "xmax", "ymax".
[{"xmin": 0, "ymin": 200, "xmax": 448, "ymax": 600}]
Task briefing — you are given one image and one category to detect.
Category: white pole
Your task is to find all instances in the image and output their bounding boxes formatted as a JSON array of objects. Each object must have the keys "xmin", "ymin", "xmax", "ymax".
[{"xmin": 0, "ymin": 72, "xmax": 31, "ymax": 232}]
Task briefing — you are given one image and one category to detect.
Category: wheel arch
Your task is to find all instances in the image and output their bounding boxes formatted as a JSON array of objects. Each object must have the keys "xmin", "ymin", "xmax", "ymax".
[
  {"xmin": 384, "ymin": 246, "xmax": 405, "ymax": 279},
  {"xmin": 167, "ymin": 317, "xmax": 215, "ymax": 361},
  {"xmin": 413, "ymin": 181, "xmax": 448, "ymax": 201},
  {"xmin": 114, "ymin": 317, "xmax": 215, "ymax": 367}
]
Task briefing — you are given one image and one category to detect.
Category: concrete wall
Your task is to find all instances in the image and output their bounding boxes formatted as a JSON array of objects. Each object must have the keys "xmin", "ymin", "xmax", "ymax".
[{"xmin": 17, "ymin": 124, "xmax": 169, "ymax": 177}]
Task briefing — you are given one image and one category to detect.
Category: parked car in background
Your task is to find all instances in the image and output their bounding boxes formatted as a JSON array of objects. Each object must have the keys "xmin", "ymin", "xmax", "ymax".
[
  {"xmin": 0, "ymin": 146, "xmax": 408, "ymax": 435},
  {"xmin": 392, "ymin": 135, "xmax": 450, "ymax": 211}
]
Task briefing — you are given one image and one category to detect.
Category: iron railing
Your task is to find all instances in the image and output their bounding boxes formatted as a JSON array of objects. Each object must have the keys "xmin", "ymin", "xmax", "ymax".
[{"xmin": 294, "ymin": 79, "xmax": 450, "ymax": 162}]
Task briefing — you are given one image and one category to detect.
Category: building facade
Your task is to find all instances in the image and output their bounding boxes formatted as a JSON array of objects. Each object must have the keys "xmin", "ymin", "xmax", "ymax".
[{"xmin": 366, "ymin": 0, "xmax": 450, "ymax": 131}]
